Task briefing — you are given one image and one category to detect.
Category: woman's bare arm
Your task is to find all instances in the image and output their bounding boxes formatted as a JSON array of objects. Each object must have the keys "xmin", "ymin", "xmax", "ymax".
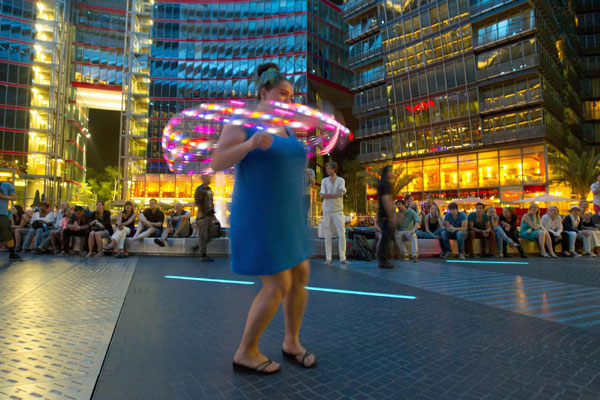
[{"xmin": 211, "ymin": 124, "xmax": 273, "ymax": 171}]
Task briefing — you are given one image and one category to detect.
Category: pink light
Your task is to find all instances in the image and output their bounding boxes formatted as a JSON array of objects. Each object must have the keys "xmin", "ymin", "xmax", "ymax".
[
  {"xmin": 194, "ymin": 125, "xmax": 216, "ymax": 134},
  {"xmin": 273, "ymin": 108, "xmax": 294, "ymax": 117},
  {"xmin": 230, "ymin": 100, "xmax": 245, "ymax": 106}
]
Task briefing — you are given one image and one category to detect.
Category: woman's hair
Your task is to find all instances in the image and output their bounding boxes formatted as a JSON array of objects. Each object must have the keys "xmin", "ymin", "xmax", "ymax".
[
  {"xmin": 547, "ymin": 205, "xmax": 559, "ymax": 213},
  {"xmin": 95, "ymin": 200, "xmax": 105, "ymax": 217},
  {"xmin": 529, "ymin": 203, "xmax": 540, "ymax": 217},
  {"xmin": 13, "ymin": 204, "xmax": 24, "ymax": 218},
  {"xmin": 504, "ymin": 206, "xmax": 515, "ymax": 216},
  {"xmin": 430, "ymin": 204, "xmax": 440, "ymax": 217},
  {"xmin": 255, "ymin": 63, "xmax": 290, "ymax": 99},
  {"xmin": 123, "ymin": 201, "xmax": 134, "ymax": 217}
]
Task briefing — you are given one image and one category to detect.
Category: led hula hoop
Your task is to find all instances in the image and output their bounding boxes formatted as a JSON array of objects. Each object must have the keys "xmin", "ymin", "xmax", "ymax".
[{"xmin": 162, "ymin": 100, "xmax": 352, "ymax": 175}]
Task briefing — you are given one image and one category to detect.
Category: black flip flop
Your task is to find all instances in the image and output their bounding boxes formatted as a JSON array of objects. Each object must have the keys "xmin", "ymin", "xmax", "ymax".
[
  {"xmin": 232, "ymin": 359, "xmax": 280, "ymax": 375},
  {"xmin": 282, "ymin": 349, "xmax": 317, "ymax": 368}
]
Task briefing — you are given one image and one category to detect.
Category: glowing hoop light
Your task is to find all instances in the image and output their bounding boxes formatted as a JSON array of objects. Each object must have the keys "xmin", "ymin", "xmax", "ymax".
[{"xmin": 162, "ymin": 100, "xmax": 352, "ymax": 175}]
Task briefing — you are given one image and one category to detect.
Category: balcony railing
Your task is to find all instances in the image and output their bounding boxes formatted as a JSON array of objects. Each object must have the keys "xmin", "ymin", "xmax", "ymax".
[
  {"xmin": 473, "ymin": 23, "xmax": 535, "ymax": 49},
  {"xmin": 347, "ymin": 19, "xmax": 380, "ymax": 43},
  {"xmin": 352, "ymin": 98, "xmax": 388, "ymax": 114},
  {"xmin": 476, "ymin": 54, "xmax": 537, "ymax": 81},
  {"xmin": 481, "ymin": 125, "xmax": 545, "ymax": 145},
  {"xmin": 343, "ymin": 0, "xmax": 378, "ymax": 19},
  {"xmin": 355, "ymin": 123, "xmax": 391, "ymax": 139},
  {"xmin": 349, "ymin": 46, "xmax": 382, "ymax": 66},
  {"xmin": 470, "ymin": 0, "xmax": 515, "ymax": 17},
  {"xmin": 351, "ymin": 69, "xmax": 386, "ymax": 90}
]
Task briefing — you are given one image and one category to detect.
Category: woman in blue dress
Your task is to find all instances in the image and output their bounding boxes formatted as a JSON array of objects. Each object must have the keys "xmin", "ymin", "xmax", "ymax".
[{"xmin": 211, "ymin": 64, "xmax": 315, "ymax": 375}]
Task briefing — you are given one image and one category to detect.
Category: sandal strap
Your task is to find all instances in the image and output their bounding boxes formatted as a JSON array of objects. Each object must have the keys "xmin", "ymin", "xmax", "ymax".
[
  {"xmin": 256, "ymin": 359, "xmax": 273, "ymax": 372},
  {"xmin": 301, "ymin": 351, "xmax": 313, "ymax": 366}
]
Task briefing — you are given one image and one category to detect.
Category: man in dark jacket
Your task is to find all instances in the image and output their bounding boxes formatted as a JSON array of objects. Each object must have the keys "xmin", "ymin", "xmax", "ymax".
[
  {"xmin": 61, "ymin": 205, "xmax": 93, "ymax": 255},
  {"xmin": 193, "ymin": 173, "xmax": 215, "ymax": 262},
  {"xmin": 563, "ymin": 205, "xmax": 594, "ymax": 256}
]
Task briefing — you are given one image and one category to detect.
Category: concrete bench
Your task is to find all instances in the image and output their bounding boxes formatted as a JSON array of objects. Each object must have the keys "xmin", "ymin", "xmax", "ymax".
[{"xmin": 63, "ymin": 228, "xmax": 564, "ymax": 258}]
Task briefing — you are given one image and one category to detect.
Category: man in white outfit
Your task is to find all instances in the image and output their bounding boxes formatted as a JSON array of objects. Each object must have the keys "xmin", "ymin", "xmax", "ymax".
[{"xmin": 320, "ymin": 162, "xmax": 350, "ymax": 265}]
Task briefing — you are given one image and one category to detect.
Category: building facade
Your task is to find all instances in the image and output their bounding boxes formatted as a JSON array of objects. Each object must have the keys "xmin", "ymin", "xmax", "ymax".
[
  {"xmin": 346, "ymin": 0, "xmax": 585, "ymax": 206},
  {"xmin": 0, "ymin": 0, "xmax": 350, "ymax": 211},
  {"xmin": 577, "ymin": 0, "xmax": 600, "ymax": 145},
  {"xmin": 0, "ymin": 0, "xmax": 84, "ymax": 205},
  {"xmin": 128, "ymin": 0, "xmax": 351, "ymax": 223}
]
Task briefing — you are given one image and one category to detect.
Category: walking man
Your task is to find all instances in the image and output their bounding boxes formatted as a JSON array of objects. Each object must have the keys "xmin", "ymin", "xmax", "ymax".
[
  {"xmin": 377, "ymin": 166, "xmax": 396, "ymax": 268},
  {"xmin": 193, "ymin": 173, "xmax": 215, "ymax": 262},
  {"xmin": 0, "ymin": 181, "xmax": 22, "ymax": 261},
  {"xmin": 320, "ymin": 161, "xmax": 349, "ymax": 265}
]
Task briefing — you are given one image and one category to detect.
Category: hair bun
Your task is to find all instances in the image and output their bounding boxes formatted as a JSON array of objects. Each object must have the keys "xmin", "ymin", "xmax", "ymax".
[{"xmin": 257, "ymin": 63, "xmax": 280, "ymax": 77}]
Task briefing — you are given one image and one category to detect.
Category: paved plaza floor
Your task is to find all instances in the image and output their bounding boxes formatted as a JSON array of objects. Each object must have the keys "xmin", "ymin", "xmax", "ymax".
[{"xmin": 1, "ymin": 254, "xmax": 600, "ymax": 399}]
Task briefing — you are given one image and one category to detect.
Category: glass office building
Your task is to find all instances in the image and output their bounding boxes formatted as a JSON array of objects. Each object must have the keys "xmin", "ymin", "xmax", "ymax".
[
  {"xmin": 0, "ymin": 0, "xmax": 81, "ymax": 205},
  {"xmin": 0, "ymin": 0, "xmax": 350, "ymax": 209},
  {"xmin": 578, "ymin": 0, "xmax": 600, "ymax": 145},
  {"xmin": 346, "ymin": 0, "xmax": 585, "ymax": 206},
  {"xmin": 129, "ymin": 0, "xmax": 351, "ymax": 223}
]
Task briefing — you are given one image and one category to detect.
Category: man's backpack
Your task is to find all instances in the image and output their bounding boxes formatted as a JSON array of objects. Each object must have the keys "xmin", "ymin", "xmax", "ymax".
[
  {"xmin": 209, "ymin": 216, "xmax": 221, "ymax": 239},
  {"xmin": 349, "ymin": 234, "xmax": 372, "ymax": 261}
]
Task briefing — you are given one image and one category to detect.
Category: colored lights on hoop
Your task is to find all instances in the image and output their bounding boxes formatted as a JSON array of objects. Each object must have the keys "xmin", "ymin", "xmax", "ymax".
[{"xmin": 162, "ymin": 100, "xmax": 352, "ymax": 175}]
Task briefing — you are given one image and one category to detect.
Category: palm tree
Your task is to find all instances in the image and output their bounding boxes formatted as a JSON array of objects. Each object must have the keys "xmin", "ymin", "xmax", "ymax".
[
  {"xmin": 358, "ymin": 167, "xmax": 417, "ymax": 199},
  {"xmin": 549, "ymin": 136, "xmax": 600, "ymax": 200}
]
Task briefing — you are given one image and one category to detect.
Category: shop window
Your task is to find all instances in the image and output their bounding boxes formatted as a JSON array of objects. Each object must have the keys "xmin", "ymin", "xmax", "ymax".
[
  {"xmin": 478, "ymin": 151, "xmax": 499, "ymax": 187},
  {"xmin": 459, "ymin": 154, "xmax": 477, "ymax": 188},
  {"xmin": 423, "ymin": 158, "xmax": 440, "ymax": 191},
  {"xmin": 407, "ymin": 160, "xmax": 423, "ymax": 192},
  {"xmin": 500, "ymin": 152, "xmax": 522, "ymax": 186},
  {"xmin": 522, "ymin": 148, "xmax": 545, "ymax": 184},
  {"xmin": 441, "ymin": 156, "xmax": 458, "ymax": 190}
]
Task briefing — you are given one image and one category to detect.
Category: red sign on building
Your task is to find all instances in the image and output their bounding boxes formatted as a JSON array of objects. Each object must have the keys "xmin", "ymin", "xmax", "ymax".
[{"xmin": 406, "ymin": 100, "xmax": 435, "ymax": 115}]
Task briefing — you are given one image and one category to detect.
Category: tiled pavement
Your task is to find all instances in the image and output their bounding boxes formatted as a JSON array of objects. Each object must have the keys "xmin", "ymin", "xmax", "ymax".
[
  {"xmin": 0, "ymin": 255, "xmax": 136, "ymax": 400},
  {"xmin": 2, "ymin": 255, "xmax": 600, "ymax": 399},
  {"xmin": 338, "ymin": 257, "xmax": 600, "ymax": 331}
]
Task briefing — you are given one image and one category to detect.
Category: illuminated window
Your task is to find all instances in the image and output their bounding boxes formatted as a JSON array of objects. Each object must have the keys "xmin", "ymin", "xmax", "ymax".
[
  {"xmin": 478, "ymin": 151, "xmax": 499, "ymax": 187},
  {"xmin": 441, "ymin": 156, "xmax": 458, "ymax": 190},
  {"xmin": 458, "ymin": 154, "xmax": 477, "ymax": 188},
  {"xmin": 500, "ymin": 148, "xmax": 522, "ymax": 186},
  {"xmin": 423, "ymin": 158, "xmax": 440, "ymax": 191},
  {"xmin": 522, "ymin": 146, "xmax": 545, "ymax": 184}
]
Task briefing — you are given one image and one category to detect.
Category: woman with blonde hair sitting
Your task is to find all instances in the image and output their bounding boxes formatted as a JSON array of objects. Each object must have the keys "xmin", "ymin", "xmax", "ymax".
[
  {"xmin": 520, "ymin": 203, "xmax": 556, "ymax": 257},
  {"xmin": 541, "ymin": 206, "xmax": 575, "ymax": 257}
]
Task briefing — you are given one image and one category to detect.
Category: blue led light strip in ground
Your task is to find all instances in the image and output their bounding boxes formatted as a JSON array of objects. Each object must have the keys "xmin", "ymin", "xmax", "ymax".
[
  {"xmin": 164, "ymin": 276, "xmax": 255, "ymax": 285},
  {"xmin": 305, "ymin": 286, "xmax": 416, "ymax": 300},
  {"xmin": 446, "ymin": 260, "xmax": 529, "ymax": 265},
  {"xmin": 164, "ymin": 276, "xmax": 416, "ymax": 300}
]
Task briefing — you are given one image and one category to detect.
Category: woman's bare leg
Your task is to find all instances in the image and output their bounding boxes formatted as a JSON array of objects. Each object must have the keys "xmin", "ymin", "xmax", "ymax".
[
  {"xmin": 95, "ymin": 232, "xmax": 105, "ymax": 255},
  {"xmin": 233, "ymin": 270, "xmax": 292, "ymax": 372},
  {"xmin": 282, "ymin": 260, "xmax": 315, "ymax": 367},
  {"xmin": 86, "ymin": 233, "xmax": 95, "ymax": 256},
  {"xmin": 537, "ymin": 232, "xmax": 546, "ymax": 255}
]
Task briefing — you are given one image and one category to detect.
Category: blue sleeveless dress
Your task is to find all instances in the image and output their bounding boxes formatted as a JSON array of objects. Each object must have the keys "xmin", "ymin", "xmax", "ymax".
[{"xmin": 229, "ymin": 127, "xmax": 312, "ymax": 276}]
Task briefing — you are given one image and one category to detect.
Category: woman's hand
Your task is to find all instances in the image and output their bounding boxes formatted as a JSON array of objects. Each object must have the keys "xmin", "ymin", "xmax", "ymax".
[{"xmin": 249, "ymin": 132, "xmax": 273, "ymax": 151}]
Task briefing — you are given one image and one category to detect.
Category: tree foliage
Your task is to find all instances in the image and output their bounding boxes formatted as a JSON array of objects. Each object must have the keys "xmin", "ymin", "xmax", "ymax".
[
  {"xmin": 358, "ymin": 167, "xmax": 417, "ymax": 200},
  {"xmin": 339, "ymin": 158, "xmax": 366, "ymax": 213},
  {"xmin": 549, "ymin": 136, "xmax": 600, "ymax": 200},
  {"xmin": 86, "ymin": 166, "xmax": 120, "ymax": 204}
]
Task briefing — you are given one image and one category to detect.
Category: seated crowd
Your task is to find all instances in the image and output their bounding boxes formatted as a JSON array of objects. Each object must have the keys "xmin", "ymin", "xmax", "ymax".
[
  {"xmin": 9, "ymin": 198, "xmax": 211, "ymax": 259},
  {"xmin": 375, "ymin": 196, "xmax": 600, "ymax": 261}
]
